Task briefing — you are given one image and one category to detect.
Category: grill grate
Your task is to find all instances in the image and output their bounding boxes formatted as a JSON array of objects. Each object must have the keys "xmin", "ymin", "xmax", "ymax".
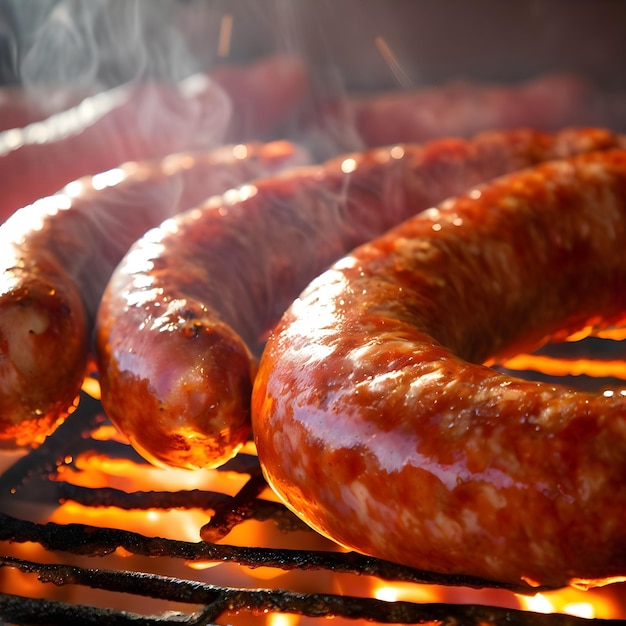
[
  {"xmin": 0, "ymin": 565, "xmax": 614, "ymax": 626},
  {"xmin": 0, "ymin": 391, "xmax": 623, "ymax": 625}
]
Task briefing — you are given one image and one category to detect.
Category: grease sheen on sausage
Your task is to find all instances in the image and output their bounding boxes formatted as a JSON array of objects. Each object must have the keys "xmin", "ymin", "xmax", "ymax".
[
  {"xmin": 0, "ymin": 140, "xmax": 308, "ymax": 448},
  {"xmin": 252, "ymin": 149, "xmax": 626, "ymax": 589},
  {"xmin": 95, "ymin": 127, "xmax": 626, "ymax": 470}
]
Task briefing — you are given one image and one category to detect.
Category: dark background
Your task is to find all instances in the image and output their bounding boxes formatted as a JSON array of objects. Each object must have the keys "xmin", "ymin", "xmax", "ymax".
[{"xmin": 0, "ymin": 0, "xmax": 624, "ymax": 92}]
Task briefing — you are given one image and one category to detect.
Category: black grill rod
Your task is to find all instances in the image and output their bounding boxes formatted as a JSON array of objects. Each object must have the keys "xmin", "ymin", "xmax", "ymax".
[
  {"xmin": 0, "ymin": 592, "xmax": 194, "ymax": 626},
  {"xmin": 0, "ymin": 557, "xmax": 619, "ymax": 626},
  {"xmin": 0, "ymin": 511, "xmax": 549, "ymax": 594}
]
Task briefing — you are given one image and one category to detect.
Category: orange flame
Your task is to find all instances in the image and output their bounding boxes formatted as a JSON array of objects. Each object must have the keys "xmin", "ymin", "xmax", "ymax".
[{"xmin": 501, "ymin": 354, "xmax": 626, "ymax": 379}]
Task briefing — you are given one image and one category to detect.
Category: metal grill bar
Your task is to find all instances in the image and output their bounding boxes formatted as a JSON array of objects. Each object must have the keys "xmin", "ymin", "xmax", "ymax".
[
  {"xmin": 0, "ymin": 511, "xmax": 532, "ymax": 591},
  {"xmin": 0, "ymin": 593, "xmax": 194, "ymax": 626},
  {"xmin": 1, "ymin": 557, "xmax": 618, "ymax": 626}
]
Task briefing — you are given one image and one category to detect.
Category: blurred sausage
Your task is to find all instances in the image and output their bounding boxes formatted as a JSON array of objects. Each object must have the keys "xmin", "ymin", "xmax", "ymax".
[
  {"xmin": 304, "ymin": 74, "xmax": 626, "ymax": 157},
  {"xmin": 0, "ymin": 86, "xmax": 95, "ymax": 132},
  {"xmin": 0, "ymin": 54, "xmax": 308, "ymax": 220}
]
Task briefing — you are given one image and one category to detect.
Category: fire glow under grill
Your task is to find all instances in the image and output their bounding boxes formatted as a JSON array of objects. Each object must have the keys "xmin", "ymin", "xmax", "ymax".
[{"xmin": 1, "ymin": 347, "xmax": 625, "ymax": 626}]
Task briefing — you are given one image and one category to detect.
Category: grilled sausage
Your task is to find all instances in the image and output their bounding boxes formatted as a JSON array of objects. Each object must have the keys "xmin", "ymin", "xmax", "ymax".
[
  {"xmin": 0, "ymin": 140, "xmax": 309, "ymax": 448},
  {"xmin": 252, "ymin": 149, "xmax": 626, "ymax": 589},
  {"xmin": 0, "ymin": 54, "xmax": 308, "ymax": 219},
  {"xmin": 95, "ymin": 127, "xmax": 626, "ymax": 470}
]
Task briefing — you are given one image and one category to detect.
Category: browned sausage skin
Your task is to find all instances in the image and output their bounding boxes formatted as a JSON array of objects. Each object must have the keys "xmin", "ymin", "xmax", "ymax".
[
  {"xmin": 252, "ymin": 149, "xmax": 626, "ymax": 589},
  {"xmin": 0, "ymin": 141, "xmax": 308, "ymax": 448},
  {"xmin": 0, "ymin": 234, "xmax": 87, "ymax": 447},
  {"xmin": 95, "ymin": 128, "xmax": 626, "ymax": 470}
]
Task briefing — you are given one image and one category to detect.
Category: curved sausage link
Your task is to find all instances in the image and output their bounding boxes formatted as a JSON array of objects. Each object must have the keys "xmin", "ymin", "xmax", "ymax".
[
  {"xmin": 95, "ymin": 127, "xmax": 626, "ymax": 470},
  {"xmin": 252, "ymin": 149, "xmax": 626, "ymax": 589},
  {"xmin": 0, "ymin": 140, "xmax": 308, "ymax": 448}
]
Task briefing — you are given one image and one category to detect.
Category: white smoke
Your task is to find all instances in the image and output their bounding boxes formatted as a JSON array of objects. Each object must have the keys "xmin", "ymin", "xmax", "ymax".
[{"xmin": 4, "ymin": 0, "xmax": 201, "ymax": 90}]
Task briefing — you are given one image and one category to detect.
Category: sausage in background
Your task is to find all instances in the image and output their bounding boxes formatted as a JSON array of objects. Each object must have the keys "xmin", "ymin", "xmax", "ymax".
[{"xmin": 0, "ymin": 54, "xmax": 309, "ymax": 221}]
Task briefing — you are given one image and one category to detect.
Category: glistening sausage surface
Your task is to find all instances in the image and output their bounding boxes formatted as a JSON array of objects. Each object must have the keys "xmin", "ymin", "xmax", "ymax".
[
  {"xmin": 252, "ymin": 149, "xmax": 626, "ymax": 589},
  {"xmin": 95, "ymin": 127, "xmax": 626, "ymax": 470},
  {"xmin": 0, "ymin": 141, "xmax": 308, "ymax": 448}
]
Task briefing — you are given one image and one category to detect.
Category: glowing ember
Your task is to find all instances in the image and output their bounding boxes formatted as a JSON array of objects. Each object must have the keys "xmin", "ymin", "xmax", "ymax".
[
  {"xmin": 217, "ymin": 14, "xmax": 234, "ymax": 58},
  {"xmin": 501, "ymin": 353, "xmax": 626, "ymax": 379},
  {"xmin": 374, "ymin": 36, "xmax": 412, "ymax": 88},
  {"xmin": 516, "ymin": 588, "xmax": 620, "ymax": 620}
]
